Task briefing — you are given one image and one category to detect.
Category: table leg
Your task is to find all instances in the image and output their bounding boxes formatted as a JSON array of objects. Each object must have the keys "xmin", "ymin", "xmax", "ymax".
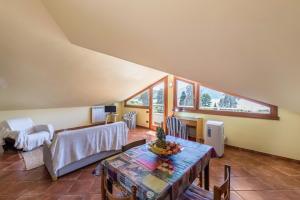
[
  {"xmin": 131, "ymin": 186, "xmax": 137, "ymax": 200},
  {"xmin": 198, "ymin": 171, "xmax": 203, "ymax": 187},
  {"xmin": 101, "ymin": 167, "xmax": 106, "ymax": 200},
  {"xmin": 204, "ymin": 162, "xmax": 210, "ymax": 190}
]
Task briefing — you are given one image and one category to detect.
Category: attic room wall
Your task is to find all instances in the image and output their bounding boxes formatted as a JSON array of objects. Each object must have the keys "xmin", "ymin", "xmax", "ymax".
[
  {"xmin": 0, "ymin": 107, "xmax": 90, "ymax": 130},
  {"xmin": 122, "ymin": 75, "xmax": 300, "ymax": 160},
  {"xmin": 174, "ymin": 108, "xmax": 300, "ymax": 161},
  {"xmin": 123, "ymin": 107, "xmax": 150, "ymax": 128},
  {"xmin": 0, "ymin": 102, "xmax": 123, "ymax": 130},
  {"xmin": 168, "ymin": 76, "xmax": 300, "ymax": 160},
  {"xmin": 0, "ymin": 0, "xmax": 166, "ymax": 111}
]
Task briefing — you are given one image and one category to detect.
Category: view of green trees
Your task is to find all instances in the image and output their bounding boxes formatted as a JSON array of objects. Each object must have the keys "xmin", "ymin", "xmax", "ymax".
[
  {"xmin": 140, "ymin": 91, "xmax": 149, "ymax": 105},
  {"xmin": 199, "ymin": 86, "xmax": 269, "ymax": 114},
  {"xmin": 219, "ymin": 95, "xmax": 238, "ymax": 108},
  {"xmin": 201, "ymin": 93, "xmax": 212, "ymax": 107},
  {"xmin": 178, "ymin": 84, "xmax": 193, "ymax": 107},
  {"xmin": 201, "ymin": 92, "xmax": 238, "ymax": 108},
  {"xmin": 127, "ymin": 90, "xmax": 149, "ymax": 106},
  {"xmin": 153, "ymin": 88, "xmax": 164, "ymax": 113}
]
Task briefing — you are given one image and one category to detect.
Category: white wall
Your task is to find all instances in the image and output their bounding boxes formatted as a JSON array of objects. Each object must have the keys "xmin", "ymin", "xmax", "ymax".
[
  {"xmin": 167, "ymin": 76, "xmax": 300, "ymax": 160},
  {"xmin": 0, "ymin": 107, "xmax": 90, "ymax": 130},
  {"xmin": 123, "ymin": 107, "xmax": 149, "ymax": 128},
  {"xmin": 0, "ymin": 0, "xmax": 166, "ymax": 110},
  {"xmin": 175, "ymin": 108, "xmax": 300, "ymax": 161}
]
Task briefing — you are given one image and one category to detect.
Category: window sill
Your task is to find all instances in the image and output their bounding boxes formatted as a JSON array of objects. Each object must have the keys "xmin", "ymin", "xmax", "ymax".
[{"xmin": 125, "ymin": 105, "xmax": 149, "ymax": 109}]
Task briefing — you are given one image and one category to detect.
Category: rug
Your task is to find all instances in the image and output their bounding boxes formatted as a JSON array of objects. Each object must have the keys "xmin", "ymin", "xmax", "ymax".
[{"xmin": 20, "ymin": 147, "xmax": 44, "ymax": 170}]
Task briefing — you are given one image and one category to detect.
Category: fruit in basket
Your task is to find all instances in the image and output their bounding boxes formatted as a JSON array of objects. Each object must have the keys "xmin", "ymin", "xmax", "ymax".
[
  {"xmin": 149, "ymin": 141, "xmax": 181, "ymax": 156},
  {"xmin": 156, "ymin": 126, "xmax": 166, "ymax": 149},
  {"xmin": 149, "ymin": 124, "xmax": 181, "ymax": 156}
]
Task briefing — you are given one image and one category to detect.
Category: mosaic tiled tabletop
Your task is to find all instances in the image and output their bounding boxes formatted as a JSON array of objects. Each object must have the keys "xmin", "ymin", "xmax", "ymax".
[{"xmin": 102, "ymin": 136, "xmax": 215, "ymax": 200}]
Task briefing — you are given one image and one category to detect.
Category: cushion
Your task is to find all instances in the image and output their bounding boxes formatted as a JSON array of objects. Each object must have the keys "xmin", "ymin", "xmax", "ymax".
[
  {"xmin": 25, "ymin": 131, "xmax": 51, "ymax": 151},
  {"xmin": 6, "ymin": 118, "xmax": 34, "ymax": 131}
]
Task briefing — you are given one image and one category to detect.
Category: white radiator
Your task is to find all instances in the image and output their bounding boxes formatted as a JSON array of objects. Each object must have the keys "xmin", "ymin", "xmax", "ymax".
[{"xmin": 91, "ymin": 106, "xmax": 106, "ymax": 124}]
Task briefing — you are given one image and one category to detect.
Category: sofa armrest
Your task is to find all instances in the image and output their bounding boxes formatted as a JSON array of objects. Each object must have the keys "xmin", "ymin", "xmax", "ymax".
[
  {"xmin": 43, "ymin": 142, "xmax": 57, "ymax": 181},
  {"xmin": 33, "ymin": 124, "xmax": 54, "ymax": 139}
]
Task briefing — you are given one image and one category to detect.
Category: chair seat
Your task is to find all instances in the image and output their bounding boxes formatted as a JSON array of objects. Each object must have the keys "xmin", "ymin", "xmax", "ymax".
[
  {"xmin": 180, "ymin": 184, "xmax": 214, "ymax": 200},
  {"xmin": 26, "ymin": 131, "xmax": 51, "ymax": 151}
]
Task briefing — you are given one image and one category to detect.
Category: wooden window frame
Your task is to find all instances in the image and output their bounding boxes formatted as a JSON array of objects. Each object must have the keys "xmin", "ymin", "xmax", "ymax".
[
  {"xmin": 124, "ymin": 89, "xmax": 150, "ymax": 109},
  {"xmin": 124, "ymin": 76, "xmax": 168, "ymax": 109},
  {"xmin": 149, "ymin": 77, "xmax": 168, "ymax": 131},
  {"xmin": 173, "ymin": 77, "xmax": 197, "ymax": 111},
  {"xmin": 174, "ymin": 77, "xmax": 279, "ymax": 120}
]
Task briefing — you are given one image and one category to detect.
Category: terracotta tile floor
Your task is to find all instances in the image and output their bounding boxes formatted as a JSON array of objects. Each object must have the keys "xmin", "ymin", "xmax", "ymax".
[{"xmin": 1, "ymin": 127, "xmax": 300, "ymax": 199}]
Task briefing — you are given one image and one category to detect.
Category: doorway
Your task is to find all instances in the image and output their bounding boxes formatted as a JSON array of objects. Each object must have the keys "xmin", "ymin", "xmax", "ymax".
[{"xmin": 149, "ymin": 77, "xmax": 168, "ymax": 131}]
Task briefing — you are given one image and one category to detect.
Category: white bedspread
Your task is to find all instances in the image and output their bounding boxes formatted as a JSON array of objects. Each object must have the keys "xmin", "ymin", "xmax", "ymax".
[{"xmin": 50, "ymin": 122, "xmax": 128, "ymax": 174}]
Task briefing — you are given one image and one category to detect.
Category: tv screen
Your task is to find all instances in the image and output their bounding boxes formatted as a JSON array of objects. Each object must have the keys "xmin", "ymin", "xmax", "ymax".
[{"xmin": 105, "ymin": 105, "xmax": 116, "ymax": 113}]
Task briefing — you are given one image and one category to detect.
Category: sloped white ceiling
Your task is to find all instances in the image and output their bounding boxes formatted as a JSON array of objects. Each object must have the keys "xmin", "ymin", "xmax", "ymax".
[
  {"xmin": 42, "ymin": 0, "xmax": 300, "ymax": 113},
  {"xmin": 0, "ymin": 0, "xmax": 166, "ymax": 110}
]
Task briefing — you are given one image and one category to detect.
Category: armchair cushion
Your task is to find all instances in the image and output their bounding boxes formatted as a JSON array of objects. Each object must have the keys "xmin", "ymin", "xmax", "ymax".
[
  {"xmin": 33, "ymin": 124, "xmax": 54, "ymax": 138},
  {"xmin": 5, "ymin": 118, "xmax": 34, "ymax": 131}
]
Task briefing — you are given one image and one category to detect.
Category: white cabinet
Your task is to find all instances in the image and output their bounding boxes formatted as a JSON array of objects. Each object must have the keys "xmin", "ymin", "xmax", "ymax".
[{"xmin": 205, "ymin": 120, "xmax": 224, "ymax": 157}]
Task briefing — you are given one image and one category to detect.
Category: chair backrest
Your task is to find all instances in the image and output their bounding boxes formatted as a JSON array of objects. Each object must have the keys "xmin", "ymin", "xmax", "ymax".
[
  {"xmin": 166, "ymin": 116, "xmax": 187, "ymax": 139},
  {"xmin": 5, "ymin": 118, "xmax": 34, "ymax": 131},
  {"xmin": 122, "ymin": 139, "xmax": 146, "ymax": 152},
  {"xmin": 213, "ymin": 165, "xmax": 231, "ymax": 200},
  {"xmin": 101, "ymin": 164, "xmax": 137, "ymax": 200},
  {"xmin": 124, "ymin": 112, "xmax": 136, "ymax": 118}
]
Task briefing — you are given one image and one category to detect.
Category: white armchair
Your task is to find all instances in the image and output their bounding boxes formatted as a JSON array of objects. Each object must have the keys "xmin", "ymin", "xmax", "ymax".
[{"xmin": 0, "ymin": 118, "xmax": 54, "ymax": 151}]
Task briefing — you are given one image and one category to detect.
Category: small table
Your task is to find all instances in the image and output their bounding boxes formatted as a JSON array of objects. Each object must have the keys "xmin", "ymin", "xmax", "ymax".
[
  {"xmin": 101, "ymin": 136, "xmax": 216, "ymax": 200},
  {"xmin": 175, "ymin": 116, "xmax": 204, "ymax": 142},
  {"xmin": 105, "ymin": 113, "xmax": 119, "ymax": 124}
]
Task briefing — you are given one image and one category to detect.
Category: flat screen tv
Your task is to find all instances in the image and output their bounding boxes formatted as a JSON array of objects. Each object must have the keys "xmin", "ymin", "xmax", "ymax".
[{"xmin": 104, "ymin": 105, "xmax": 116, "ymax": 113}]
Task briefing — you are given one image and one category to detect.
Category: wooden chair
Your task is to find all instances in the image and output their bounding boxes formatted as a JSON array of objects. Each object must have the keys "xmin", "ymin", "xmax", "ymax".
[
  {"xmin": 121, "ymin": 139, "xmax": 146, "ymax": 152},
  {"xmin": 101, "ymin": 166, "xmax": 137, "ymax": 200},
  {"xmin": 180, "ymin": 165, "xmax": 231, "ymax": 200},
  {"xmin": 166, "ymin": 116, "xmax": 187, "ymax": 139},
  {"xmin": 100, "ymin": 140, "xmax": 145, "ymax": 200}
]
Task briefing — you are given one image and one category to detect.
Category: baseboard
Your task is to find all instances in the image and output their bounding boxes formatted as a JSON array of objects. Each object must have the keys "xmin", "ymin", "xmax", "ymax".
[
  {"xmin": 225, "ymin": 144, "xmax": 300, "ymax": 164},
  {"xmin": 136, "ymin": 125, "xmax": 150, "ymax": 129}
]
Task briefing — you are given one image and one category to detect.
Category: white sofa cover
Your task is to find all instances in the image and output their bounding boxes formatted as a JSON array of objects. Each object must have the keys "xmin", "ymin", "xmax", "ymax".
[
  {"xmin": 0, "ymin": 118, "xmax": 54, "ymax": 151},
  {"xmin": 43, "ymin": 121, "xmax": 128, "ymax": 179}
]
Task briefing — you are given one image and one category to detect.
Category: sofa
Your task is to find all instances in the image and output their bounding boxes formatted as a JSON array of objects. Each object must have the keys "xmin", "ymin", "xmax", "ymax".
[
  {"xmin": 0, "ymin": 118, "xmax": 54, "ymax": 151},
  {"xmin": 43, "ymin": 121, "xmax": 128, "ymax": 180}
]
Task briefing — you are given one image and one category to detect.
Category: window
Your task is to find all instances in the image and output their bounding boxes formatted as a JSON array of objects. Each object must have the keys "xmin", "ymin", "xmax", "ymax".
[
  {"xmin": 173, "ymin": 76, "xmax": 279, "ymax": 120},
  {"xmin": 199, "ymin": 86, "xmax": 271, "ymax": 114},
  {"xmin": 175, "ymin": 79, "xmax": 195, "ymax": 108},
  {"xmin": 152, "ymin": 82, "xmax": 165, "ymax": 126},
  {"xmin": 125, "ymin": 90, "xmax": 149, "ymax": 107}
]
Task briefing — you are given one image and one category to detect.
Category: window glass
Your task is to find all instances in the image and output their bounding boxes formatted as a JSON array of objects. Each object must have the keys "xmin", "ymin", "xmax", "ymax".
[
  {"xmin": 199, "ymin": 86, "xmax": 271, "ymax": 114},
  {"xmin": 176, "ymin": 80, "xmax": 194, "ymax": 108},
  {"xmin": 126, "ymin": 90, "xmax": 149, "ymax": 106},
  {"xmin": 152, "ymin": 82, "xmax": 165, "ymax": 126}
]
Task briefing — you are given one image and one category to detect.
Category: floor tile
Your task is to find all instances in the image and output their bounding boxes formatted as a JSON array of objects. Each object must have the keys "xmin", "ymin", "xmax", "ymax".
[
  {"xmin": 1, "ymin": 127, "xmax": 300, "ymax": 200},
  {"xmin": 231, "ymin": 177, "xmax": 273, "ymax": 190}
]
